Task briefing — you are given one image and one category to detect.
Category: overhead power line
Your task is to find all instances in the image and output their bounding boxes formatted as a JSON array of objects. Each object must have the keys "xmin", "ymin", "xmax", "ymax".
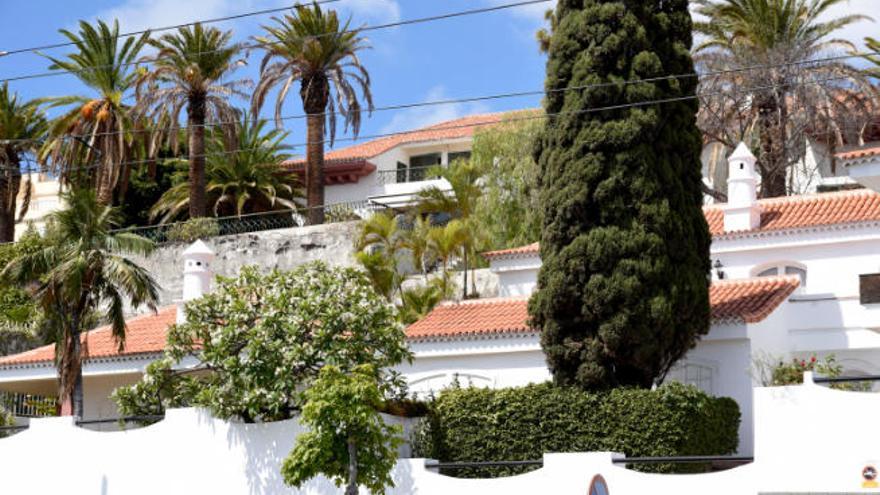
[
  {"xmin": 1, "ymin": 49, "xmax": 875, "ymax": 145},
  {"xmin": 2, "ymin": 73, "xmax": 858, "ymax": 173},
  {"xmin": 0, "ymin": 0, "xmax": 554, "ymax": 84},
  {"xmin": 0, "ymin": 0, "xmax": 343, "ymax": 58}
]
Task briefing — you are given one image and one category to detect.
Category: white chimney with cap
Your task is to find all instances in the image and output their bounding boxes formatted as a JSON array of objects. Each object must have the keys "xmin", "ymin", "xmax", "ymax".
[
  {"xmin": 723, "ymin": 142, "xmax": 761, "ymax": 232},
  {"xmin": 177, "ymin": 239, "xmax": 215, "ymax": 324}
]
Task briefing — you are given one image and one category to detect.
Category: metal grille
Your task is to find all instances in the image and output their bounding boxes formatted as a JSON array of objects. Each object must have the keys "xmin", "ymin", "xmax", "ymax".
[{"xmin": 0, "ymin": 391, "xmax": 57, "ymax": 418}]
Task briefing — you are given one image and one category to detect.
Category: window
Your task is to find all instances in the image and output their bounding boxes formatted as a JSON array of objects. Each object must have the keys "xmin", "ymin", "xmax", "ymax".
[
  {"xmin": 589, "ymin": 475, "xmax": 609, "ymax": 495},
  {"xmin": 409, "ymin": 153, "xmax": 441, "ymax": 181},
  {"xmin": 667, "ymin": 362, "xmax": 714, "ymax": 395},
  {"xmin": 753, "ymin": 262, "xmax": 807, "ymax": 288},
  {"xmin": 448, "ymin": 151, "xmax": 471, "ymax": 164}
]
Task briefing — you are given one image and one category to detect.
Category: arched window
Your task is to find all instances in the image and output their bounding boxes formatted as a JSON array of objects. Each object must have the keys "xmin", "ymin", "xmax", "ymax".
[
  {"xmin": 667, "ymin": 361, "xmax": 715, "ymax": 394},
  {"xmin": 589, "ymin": 475, "xmax": 609, "ymax": 495},
  {"xmin": 752, "ymin": 261, "xmax": 807, "ymax": 288}
]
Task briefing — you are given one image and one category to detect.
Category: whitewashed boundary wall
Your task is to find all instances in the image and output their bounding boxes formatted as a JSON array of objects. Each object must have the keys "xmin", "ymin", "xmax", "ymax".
[{"xmin": 1, "ymin": 374, "xmax": 879, "ymax": 494}]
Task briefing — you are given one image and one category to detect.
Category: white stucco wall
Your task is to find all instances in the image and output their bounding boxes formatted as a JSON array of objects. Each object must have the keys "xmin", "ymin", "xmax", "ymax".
[{"xmin": 1, "ymin": 381, "xmax": 878, "ymax": 494}]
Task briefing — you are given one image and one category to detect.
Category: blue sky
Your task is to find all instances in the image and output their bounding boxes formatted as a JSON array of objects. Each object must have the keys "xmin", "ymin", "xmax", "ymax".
[
  {"xmin": 0, "ymin": 0, "xmax": 554, "ymax": 157},
  {"xmin": 0, "ymin": 0, "xmax": 877, "ymax": 157}
]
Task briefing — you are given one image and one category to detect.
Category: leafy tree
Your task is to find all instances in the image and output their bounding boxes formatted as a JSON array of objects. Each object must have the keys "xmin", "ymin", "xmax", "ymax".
[
  {"xmin": 114, "ymin": 262, "xmax": 410, "ymax": 422},
  {"xmin": 39, "ymin": 20, "xmax": 149, "ymax": 204},
  {"xmin": 282, "ymin": 365, "xmax": 402, "ymax": 495},
  {"xmin": 2, "ymin": 189, "xmax": 159, "ymax": 416},
  {"xmin": 135, "ymin": 23, "xmax": 250, "ymax": 218},
  {"xmin": 470, "ymin": 113, "xmax": 543, "ymax": 251},
  {"xmin": 355, "ymin": 212, "xmax": 407, "ymax": 298},
  {"xmin": 150, "ymin": 117, "xmax": 302, "ymax": 222},
  {"xmin": 530, "ymin": 0, "xmax": 711, "ymax": 390},
  {"xmin": 252, "ymin": 2, "xmax": 373, "ymax": 225},
  {"xmin": 0, "ymin": 228, "xmax": 47, "ymax": 355},
  {"xmin": 694, "ymin": 0, "xmax": 874, "ymax": 197},
  {"xmin": 0, "ymin": 83, "xmax": 48, "ymax": 242}
]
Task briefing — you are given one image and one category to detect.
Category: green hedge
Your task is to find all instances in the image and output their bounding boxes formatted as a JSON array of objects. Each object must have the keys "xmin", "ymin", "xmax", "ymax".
[{"xmin": 412, "ymin": 382, "xmax": 740, "ymax": 476}]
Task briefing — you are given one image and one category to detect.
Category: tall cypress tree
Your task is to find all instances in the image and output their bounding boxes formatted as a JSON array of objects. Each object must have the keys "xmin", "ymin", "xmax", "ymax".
[{"xmin": 529, "ymin": 0, "xmax": 711, "ymax": 390}]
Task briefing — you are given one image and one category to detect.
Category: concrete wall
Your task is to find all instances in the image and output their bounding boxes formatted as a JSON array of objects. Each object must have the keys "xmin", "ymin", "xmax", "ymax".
[{"xmin": 130, "ymin": 221, "xmax": 362, "ymax": 308}]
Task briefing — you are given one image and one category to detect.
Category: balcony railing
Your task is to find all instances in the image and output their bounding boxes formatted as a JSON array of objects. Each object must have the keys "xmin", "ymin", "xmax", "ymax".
[{"xmin": 376, "ymin": 165, "xmax": 442, "ymax": 186}]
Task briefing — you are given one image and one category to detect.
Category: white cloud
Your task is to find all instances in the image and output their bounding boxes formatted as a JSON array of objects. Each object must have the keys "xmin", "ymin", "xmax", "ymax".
[
  {"xmin": 90, "ymin": 0, "xmax": 402, "ymax": 40},
  {"xmin": 335, "ymin": 0, "xmax": 401, "ymax": 23},
  {"xmin": 484, "ymin": 0, "xmax": 554, "ymax": 24},
  {"xmin": 380, "ymin": 85, "xmax": 491, "ymax": 134}
]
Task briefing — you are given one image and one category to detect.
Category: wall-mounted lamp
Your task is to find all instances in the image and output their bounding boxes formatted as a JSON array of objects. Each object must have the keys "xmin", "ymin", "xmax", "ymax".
[{"xmin": 714, "ymin": 259, "xmax": 726, "ymax": 280}]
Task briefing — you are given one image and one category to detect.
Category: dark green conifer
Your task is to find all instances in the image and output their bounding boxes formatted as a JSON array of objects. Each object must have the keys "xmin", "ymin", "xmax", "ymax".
[{"xmin": 529, "ymin": 0, "xmax": 711, "ymax": 389}]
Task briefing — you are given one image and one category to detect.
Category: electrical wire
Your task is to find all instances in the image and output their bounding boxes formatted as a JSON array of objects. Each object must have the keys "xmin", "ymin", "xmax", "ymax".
[
  {"xmin": 0, "ymin": 0, "xmax": 345, "ymax": 57},
  {"xmin": 1, "ymin": 49, "xmax": 875, "ymax": 145},
  {"xmin": 0, "ymin": 0, "xmax": 554, "ymax": 84},
  {"xmin": 0, "ymin": 72, "xmax": 860, "ymax": 173}
]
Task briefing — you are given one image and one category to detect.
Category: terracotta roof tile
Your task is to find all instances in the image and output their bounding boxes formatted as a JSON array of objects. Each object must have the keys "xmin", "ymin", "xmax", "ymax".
[
  {"xmin": 703, "ymin": 189, "xmax": 880, "ymax": 236},
  {"xmin": 406, "ymin": 277, "xmax": 799, "ymax": 339},
  {"xmin": 710, "ymin": 276, "xmax": 800, "ymax": 323},
  {"xmin": 284, "ymin": 112, "xmax": 515, "ymax": 167},
  {"xmin": 406, "ymin": 297, "xmax": 532, "ymax": 339},
  {"xmin": 837, "ymin": 146, "xmax": 880, "ymax": 161},
  {"xmin": 0, "ymin": 306, "xmax": 177, "ymax": 367},
  {"xmin": 482, "ymin": 242, "xmax": 540, "ymax": 259}
]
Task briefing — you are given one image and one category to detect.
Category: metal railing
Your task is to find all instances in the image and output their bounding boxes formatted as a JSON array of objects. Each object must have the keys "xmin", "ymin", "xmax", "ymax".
[
  {"xmin": 376, "ymin": 165, "xmax": 442, "ymax": 186},
  {"xmin": 0, "ymin": 414, "xmax": 166, "ymax": 436},
  {"xmin": 0, "ymin": 391, "xmax": 57, "ymax": 418},
  {"xmin": 114, "ymin": 200, "xmax": 385, "ymax": 245}
]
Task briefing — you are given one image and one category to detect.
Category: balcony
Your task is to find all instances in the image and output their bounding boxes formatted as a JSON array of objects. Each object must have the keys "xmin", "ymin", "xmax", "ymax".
[{"xmin": 370, "ymin": 165, "xmax": 451, "ymax": 210}]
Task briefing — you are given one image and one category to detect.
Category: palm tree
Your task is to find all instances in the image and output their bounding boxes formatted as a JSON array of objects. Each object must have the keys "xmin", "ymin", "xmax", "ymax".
[
  {"xmin": 252, "ymin": 2, "xmax": 373, "ymax": 225},
  {"xmin": 135, "ymin": 23, "xmax": 250, "ymax": 219},
  {"xmin": 39, "ymin": 20, "xmax": 149, "ymax": 204},
  {"xmin": 355, "ymin": 212, "xmax": 406, "ymax": 295},
  {"xmin": 426, "ymin": 219, "xmax": 468, "ymax": 298},
  {"xmin": 694, "ymin": 0, "xmax": 873, "ymax": 197},
  {"xmin": 416, "ymin": 160, "xmax": 484, "ymax": 299},
  {"xmin": 0, "ymin": 83, "xmax": 48, "ymax": 242},
  {"xmin": 1, "ymin": 189, "xmax": 159, "ymax": 417},
  {"xmin": 150, "ymin": 117, "xmax": 302, "ymax": 222}
]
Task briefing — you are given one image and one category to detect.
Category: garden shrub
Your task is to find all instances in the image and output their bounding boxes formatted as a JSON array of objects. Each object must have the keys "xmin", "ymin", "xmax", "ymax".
[
  {"xmin": 165, "ymin": 217, "xmax": 221, "ymax": 243},
  {"xmin": 412, "ymin": 382, "xmax": 739, "ymax": 476}
]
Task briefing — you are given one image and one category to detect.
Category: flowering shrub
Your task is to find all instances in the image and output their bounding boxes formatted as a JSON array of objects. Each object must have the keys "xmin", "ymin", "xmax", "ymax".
[
  {"xmin": 113, "ymin": 262, "xmax": 411, "ymax": 422},
  {"xmin": 767, "ymin": 354, "xmax": 870, "ymax": 391}
]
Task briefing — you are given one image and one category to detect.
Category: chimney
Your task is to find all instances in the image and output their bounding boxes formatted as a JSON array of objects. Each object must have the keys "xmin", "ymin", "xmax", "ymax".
[
  {"xmin": 723, "ymin": 142, "xmax": 761, "ymax": 232},
  {"xmin": 177, "ymin": 239, "xmax": 215, "ymax": 324}
]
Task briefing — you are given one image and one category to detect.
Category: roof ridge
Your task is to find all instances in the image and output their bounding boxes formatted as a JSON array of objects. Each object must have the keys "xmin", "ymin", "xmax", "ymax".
[
  {"xmin": 704, "ymin": 189, "xmax": 876, "ymax": 211},
  {"xmin": 438, "ymin": 296, "xmax": 530, "ymax": 307},
  {"xmin": 711, "ymin": 275, "xmax": 801, "ymax": 287}
]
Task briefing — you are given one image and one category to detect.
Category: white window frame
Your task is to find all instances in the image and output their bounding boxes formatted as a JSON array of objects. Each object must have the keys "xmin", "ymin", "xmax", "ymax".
[{"xmin": 751, "ymin": 261, "xmax": 808, "ymax": 291}]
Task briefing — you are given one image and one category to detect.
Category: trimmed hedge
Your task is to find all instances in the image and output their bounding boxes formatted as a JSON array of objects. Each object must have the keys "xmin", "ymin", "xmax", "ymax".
[{"xmin": 412, "ymin": 382, "xmax": 739, "ymax": 476}]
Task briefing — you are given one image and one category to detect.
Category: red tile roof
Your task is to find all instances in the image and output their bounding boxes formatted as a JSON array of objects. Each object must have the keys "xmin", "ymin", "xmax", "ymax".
[
  {"xmin": 406, "ymin": 277, "xmax": 799, "ymax": 339},
  {"xmin": 483, "ymin": 242, "xmax": 540, "ymax": 259},
  {"xmin": 486, "ymin": 191, "xmax": 880, "ymax": 260},
  {"xmin": 703, "ymin": 189, "xmax": 880, "ymax": 236},
  {"xmin": 284, "ymin": 112, "xmax": 511, "ymax": 167},
  {"xmin": 837, "ymin": 146, "xmax": 880, "ymax": 161},
  {"xmin": 406, "ymin": 297, "xmax": 531, "ymax": 339},
  {"xmin": 710, "ymin": 276, "xmax": 800, "ymax": 323},
  {"xmin": 0, "ymin": 306, "xmax": 176, "ymax": 367}
]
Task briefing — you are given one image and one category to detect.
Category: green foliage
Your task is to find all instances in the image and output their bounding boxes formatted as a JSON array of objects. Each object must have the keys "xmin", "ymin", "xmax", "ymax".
[
  {"xmin": 2, "ymin": 188, "xmax": 159, "ymax": 416},
  {"xmin": 470, "ymin": 112, "xmax": 543, "ymax": 251},
  {"xmin": 0, "ymin": 404, "xmax": 14, "ymax": 438},
  {"xmin": 756, "ymin": 354, "xmax": 871, "ymax": 391},
  {"xmin": 0, "ymin": 229, "xmax": 45, "ymax": 339},
  {"xmin": 150, "ymin": 117, "xmax": 302, "ymax": 222},
  {"xmin": 165, "ymin": 217, "xmax": 221, "ymax": 243},
  {"xmin": 114, "ymin": 262, "xmax": 411, "ymax": 422},
  {"xmin": 413, "ymin": 382, "xmax": 740, "ymax": 477},
  {"xmin": 530, "ymin": 0, "xmax": 711, "ymax": 389},
  {"xmin": 282, "ymin": 365, "xmax": 403, "ymax": 495}
]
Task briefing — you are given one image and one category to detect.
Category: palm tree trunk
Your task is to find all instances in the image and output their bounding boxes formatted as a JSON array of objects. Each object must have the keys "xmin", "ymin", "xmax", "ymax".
[
  {"xmin": 757, "ymin": 91, "xmax": 787, "ymax": 198},
  {"xmin": 58, "ymin": 319, "xmax": 83, "ymax": 417},
  {"xmin": 0, "ymin": 153, "xmax": 21, "ymax": 243},
  {"xmin": 301, "ymin": 76, "xmax": 329, "ymax": 225},
  {"xmin": 462, "ymin": 249, "xmax": 468, "ymax": 300},
  {"xmin": 346, "ymin": 436, "xmax": 359, "ymax": 495},
  {"xmin": 188, "ymin": 93, "xmax": 208, "ymax": 218},
  {"xmin": 305, "ymin": 112, "xmax": 326, "ymax": 225}
]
